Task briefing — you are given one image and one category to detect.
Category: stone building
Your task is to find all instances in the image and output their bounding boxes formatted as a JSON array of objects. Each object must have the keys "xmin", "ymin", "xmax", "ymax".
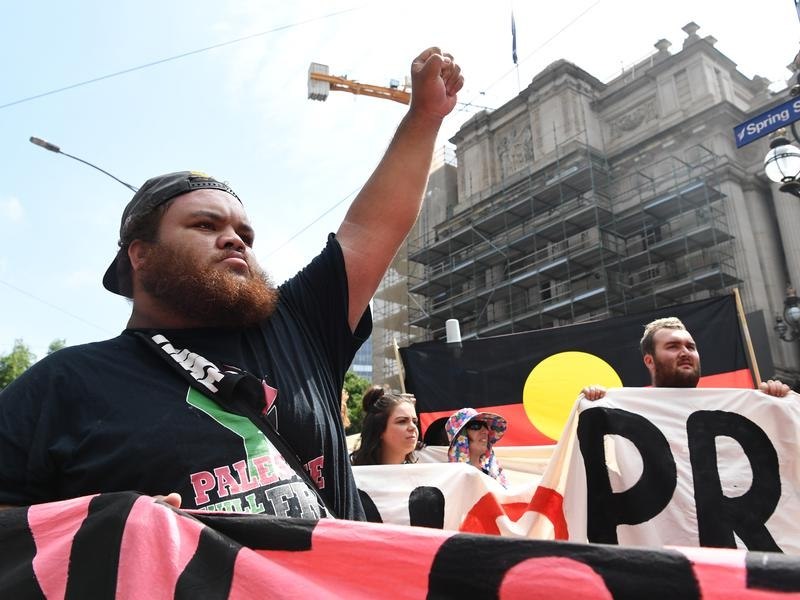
[{"xmin": 372, "ymin": 23, "xmax": 800, "ymax": 390}]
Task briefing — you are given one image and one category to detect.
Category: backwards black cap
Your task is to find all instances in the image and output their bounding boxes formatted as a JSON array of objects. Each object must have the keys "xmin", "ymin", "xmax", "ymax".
[{"xmin": 102, "ymin": 170, "xmax": 240, "ymax": 296}]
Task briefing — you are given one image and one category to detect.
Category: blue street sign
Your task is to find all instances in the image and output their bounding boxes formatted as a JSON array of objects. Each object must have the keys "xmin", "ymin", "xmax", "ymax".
[{"xmin": 733, "ymin": 97, "xmax": 800, "ymax": 148}]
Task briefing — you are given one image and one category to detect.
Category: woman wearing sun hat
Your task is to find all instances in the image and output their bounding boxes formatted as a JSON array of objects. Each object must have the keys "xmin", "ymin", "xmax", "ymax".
[{"xmin": 445, "ymin": 407, "xmax": 508, "ymax": 487}]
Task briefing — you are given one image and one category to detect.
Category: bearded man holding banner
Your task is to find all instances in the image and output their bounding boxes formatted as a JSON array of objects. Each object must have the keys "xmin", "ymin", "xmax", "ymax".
[{"xmin": 581, "ymin": 317, "xmax": 790, "ymax": 399}]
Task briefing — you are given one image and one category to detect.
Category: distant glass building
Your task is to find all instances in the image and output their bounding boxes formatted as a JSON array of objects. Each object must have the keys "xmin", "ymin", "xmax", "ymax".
[{"xmin": 350, "ymin": 334, "xmax": 373, "ymax": 382}]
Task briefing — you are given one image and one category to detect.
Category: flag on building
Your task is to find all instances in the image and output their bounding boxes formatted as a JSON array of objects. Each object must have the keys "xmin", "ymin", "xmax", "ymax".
[
  {"xmin": 400, "ymin": 294, "xmax": 753, "ymax": 445},
  {"xmin": 511, "ymin": 11, "xmax": 518, "ymax": 65}
]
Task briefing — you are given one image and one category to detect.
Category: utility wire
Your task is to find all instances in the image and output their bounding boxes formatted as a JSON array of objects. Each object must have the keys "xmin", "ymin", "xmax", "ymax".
[
  {"xmin": 264, "ymin": 187, "xmax": 360, "ymax": 257},
  {"xmin": 0, "ymin": 279, "xmax": 115, "ymax": 335},
  {"xmin": 0, "ymin": 6, "xmax": 364, "ymax": 110}
]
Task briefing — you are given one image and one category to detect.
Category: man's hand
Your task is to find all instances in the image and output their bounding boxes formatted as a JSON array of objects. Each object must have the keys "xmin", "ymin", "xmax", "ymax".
[
  {"xmin": 153, "ymin": 492, "xmax": 182, "ymax": 508},
  {"xmin": 581, "ymin": 385, "xmax": 607, "ymax": 401},
  {"xmin": 759, "ymin": 379, "xmax": 791, "ymax": 398},
  {"xmin": 409, "ymin": 47, "xmax": 463, "ymax": 120}
]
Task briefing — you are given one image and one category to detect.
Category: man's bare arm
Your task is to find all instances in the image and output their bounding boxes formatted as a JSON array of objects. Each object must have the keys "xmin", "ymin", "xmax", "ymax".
[{"xmin": 337, "ymin": 47, "xmax": 463, "ymax": 331}]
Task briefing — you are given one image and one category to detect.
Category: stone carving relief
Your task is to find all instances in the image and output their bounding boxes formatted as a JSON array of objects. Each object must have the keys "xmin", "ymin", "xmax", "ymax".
[
  {"xmin": 611, "ymin": 98, "xmax": 658, "ymax": 139},
  {"xmin": 496, "ymin": 124, "xmax": 534, "ymax": 177}
]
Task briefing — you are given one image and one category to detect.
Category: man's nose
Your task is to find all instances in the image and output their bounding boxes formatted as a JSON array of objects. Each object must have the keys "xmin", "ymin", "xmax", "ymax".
[{"xmin": 218, "ymin": 228, "xmax": 245, "ymax": 252}]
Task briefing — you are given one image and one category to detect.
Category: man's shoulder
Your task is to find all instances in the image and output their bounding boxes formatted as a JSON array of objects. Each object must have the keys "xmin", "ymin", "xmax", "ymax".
[
  {"xmin": 45, "ymin": 334, "xmax": 137, "ymax": 363},
  {"xmin": 277, "ymin": 234, "xmax": 344, "ymax": 291},
  {"xmin": 12, "ymin": 334, "xmax": 138, "ymax": 380},
  {"xmin": 0, "ymin": 334, "xmax": 138, "ymax": 400}
]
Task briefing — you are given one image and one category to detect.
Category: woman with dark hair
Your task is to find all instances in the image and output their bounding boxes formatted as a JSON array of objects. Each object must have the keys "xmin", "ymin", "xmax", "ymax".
[{"xmin": 351, "ymin": 387, "xmax": 419, "ymax": 465}]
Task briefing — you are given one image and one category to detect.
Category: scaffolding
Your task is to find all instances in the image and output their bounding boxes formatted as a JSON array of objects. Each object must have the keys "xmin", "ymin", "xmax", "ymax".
[
  {"xmin": 404, "ymin": 139, "xmax": 739, "ymax": 343},
  {"xmin": 371, "ymin": 147, "xmax": 458, "ymax": 389}
]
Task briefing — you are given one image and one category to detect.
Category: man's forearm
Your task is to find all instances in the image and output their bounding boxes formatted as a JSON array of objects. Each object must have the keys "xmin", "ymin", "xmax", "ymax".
[
  {"xmin": 335, "ymin": 47, "xmax": 462, "ymax": 330},
  {"xmin": 336, "ymin": 109, "xmax": 443, "ymax": 330},
  {"xmin": 341, "ymin": 109, "xmax": 443, "ymax": 245}
]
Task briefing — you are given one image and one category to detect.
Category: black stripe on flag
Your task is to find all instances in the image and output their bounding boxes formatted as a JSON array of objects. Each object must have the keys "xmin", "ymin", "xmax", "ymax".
[
  {"xmin": 65, "ymin": 492, "xmax": 137, "ymax": 600},
  {"xmin": 191, "ymin": 512, "xmax": 316, "ymax": 551},
  {"xmin": 175, "ymin": 525, "xmax": 239, "ymax": 600},
  {"xmin": 0, "ymin": 506, "xmax": 45, "ymax": 599}
]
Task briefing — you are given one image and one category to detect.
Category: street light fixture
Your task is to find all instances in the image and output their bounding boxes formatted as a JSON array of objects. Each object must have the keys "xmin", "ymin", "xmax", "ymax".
[
  {"xmin": 775, "ymin": 286, "xmax": 800, "ymax": 342},
  {"xmin": 29, "ymin": 136, "xmax": 138, "ymax": 192},
  {"xmin": 764, "ymin": 130, "xmax": 800, "ymax": 199}
]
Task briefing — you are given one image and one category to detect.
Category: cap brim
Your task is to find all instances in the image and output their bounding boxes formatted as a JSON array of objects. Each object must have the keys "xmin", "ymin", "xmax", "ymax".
[{"xmin": 102, "ymin": 250, "xmax": 124, "ymax": 296}]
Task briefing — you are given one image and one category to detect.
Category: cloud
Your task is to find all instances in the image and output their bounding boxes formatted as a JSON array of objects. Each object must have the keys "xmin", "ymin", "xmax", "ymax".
[{"xmin": 0, "ymin": 197, "xmax": 23, "ymax": 222}]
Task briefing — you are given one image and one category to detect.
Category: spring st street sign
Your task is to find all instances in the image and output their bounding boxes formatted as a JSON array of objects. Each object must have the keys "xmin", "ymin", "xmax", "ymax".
[{"xmin": 733, "ymin": 97, "xmax": 800, "ymax": 148}]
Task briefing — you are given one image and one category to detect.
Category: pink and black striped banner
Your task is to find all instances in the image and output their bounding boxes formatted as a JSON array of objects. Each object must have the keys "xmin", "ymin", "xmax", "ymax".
[{"xmin": 2, "ymin": 491, "xmax": 800, "ymax": 599}]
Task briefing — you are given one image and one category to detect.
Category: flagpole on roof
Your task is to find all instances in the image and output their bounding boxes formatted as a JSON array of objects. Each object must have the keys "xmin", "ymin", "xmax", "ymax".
[{"xmin": 511, "ymin": 8, "xmax": 520, "ymax": 92}]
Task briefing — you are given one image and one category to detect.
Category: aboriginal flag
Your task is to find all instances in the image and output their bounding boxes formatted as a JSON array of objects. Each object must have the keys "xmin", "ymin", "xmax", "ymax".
[{"xmin": 401, "ymin": 294, "xmax": 752, "ymax": 446}]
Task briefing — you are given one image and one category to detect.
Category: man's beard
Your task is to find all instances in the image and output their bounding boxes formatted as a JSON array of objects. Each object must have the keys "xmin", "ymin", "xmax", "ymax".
[
  {"xmin": 138, "ymin": 242, "xmax": 278, "ymax": 328},
  {"xmin": 652, "ymin": 355, "xmax": 701, "ymax": 388}
]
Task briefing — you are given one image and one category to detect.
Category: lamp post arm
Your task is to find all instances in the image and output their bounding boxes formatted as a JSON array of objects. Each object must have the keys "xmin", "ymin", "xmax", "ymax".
[
  {"xmin": 29, "ymin": 136, "xmax": 138, "ymax": 192},
  {"xmin": 58, "ymin": 150, "xmax": 138, "ymax": 192}
]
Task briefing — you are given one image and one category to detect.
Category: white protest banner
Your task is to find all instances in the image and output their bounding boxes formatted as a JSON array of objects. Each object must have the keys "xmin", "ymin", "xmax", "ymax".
[
  {"xmin": 354, "ymin": 388, "xmax": 800, "ymax": 554},
  {"xmin": 564, "ymin": 388, "xmax": 800, "ymax": 553},
  {"xmin": 352, "ymin": 461, "xmax": 544, "ymax": 535}
]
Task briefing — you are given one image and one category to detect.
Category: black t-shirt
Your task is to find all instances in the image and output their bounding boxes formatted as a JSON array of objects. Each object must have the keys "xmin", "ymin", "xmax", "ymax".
[{"xmin": 0, "ymin": 235, "xmax": 369, "ymax": 520}]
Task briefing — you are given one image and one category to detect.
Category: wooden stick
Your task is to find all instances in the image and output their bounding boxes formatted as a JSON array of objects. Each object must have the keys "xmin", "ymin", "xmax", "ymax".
[{"xmin": 733, "ymin": 288, "xmax": 761, "ymax": 386}]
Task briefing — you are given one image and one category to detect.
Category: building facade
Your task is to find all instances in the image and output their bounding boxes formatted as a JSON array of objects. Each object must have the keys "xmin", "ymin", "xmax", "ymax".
[{"xmin": 374, "ymin": 23, "xmax": 800, "ymax": 390}]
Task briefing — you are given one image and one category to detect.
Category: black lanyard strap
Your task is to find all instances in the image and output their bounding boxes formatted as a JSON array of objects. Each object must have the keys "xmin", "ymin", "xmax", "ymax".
[{"xmin": 133, "ymin": 331, "xmax": 337, "ymax": 518}]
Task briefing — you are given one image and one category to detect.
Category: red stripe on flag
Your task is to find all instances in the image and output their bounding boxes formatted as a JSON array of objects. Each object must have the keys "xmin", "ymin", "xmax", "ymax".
[{"xmin": 697, "ymin": 368, "xmax": 754, "ymax": 389}]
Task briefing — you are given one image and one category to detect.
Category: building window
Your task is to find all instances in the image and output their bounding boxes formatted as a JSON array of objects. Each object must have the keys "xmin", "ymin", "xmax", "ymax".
[{"xmin": 674, "ymin": 69, "xmax": 691, "ymax": 107}]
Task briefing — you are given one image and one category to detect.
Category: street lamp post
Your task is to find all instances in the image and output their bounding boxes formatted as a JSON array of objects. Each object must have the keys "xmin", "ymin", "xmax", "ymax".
[
  {"xmin": 29, "ymin": 136, "xmax": 138, "ymax": 192},
  {"xmin": 760, "ymin": 54, "xmax": 800, "ymax": 376},
  {"xmin": 776, "ymin": 286, "xmax": 800, "ymax": 342},
  {"xmin": 764, "ymin": 130, "xmax": 800, "ymax": 198}
]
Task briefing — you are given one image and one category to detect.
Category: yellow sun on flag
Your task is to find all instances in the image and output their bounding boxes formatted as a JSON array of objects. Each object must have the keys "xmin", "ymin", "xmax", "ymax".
[{"xmin": 522, "ymin": 351, "xmax": 623, "ymax": 440}]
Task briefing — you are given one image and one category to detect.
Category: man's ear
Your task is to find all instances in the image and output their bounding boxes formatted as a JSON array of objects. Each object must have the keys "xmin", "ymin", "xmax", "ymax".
[
  {"xmin": 643, "ymin": 353, "xmax": 654, "ymax": 370},
  {"xmin": 128, "ymin": 240, "xmax": 149, "ymax": 274}
]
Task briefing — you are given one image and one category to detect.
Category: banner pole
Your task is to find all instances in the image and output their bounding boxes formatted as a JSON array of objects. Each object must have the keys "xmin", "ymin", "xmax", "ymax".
[
  {"xmin": 733, "ymin": 288, "xmax": 761, "ymax": 386},
  {"xmin": 393, "ymin": 337, "xmax": 407, "ymax": 394}
]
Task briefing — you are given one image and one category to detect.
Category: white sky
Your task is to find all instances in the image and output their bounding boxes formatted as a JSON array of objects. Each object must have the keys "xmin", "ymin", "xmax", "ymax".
[{"xmin": 1, "ymin": 0, "xmax": 798, "ymax": 359}]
